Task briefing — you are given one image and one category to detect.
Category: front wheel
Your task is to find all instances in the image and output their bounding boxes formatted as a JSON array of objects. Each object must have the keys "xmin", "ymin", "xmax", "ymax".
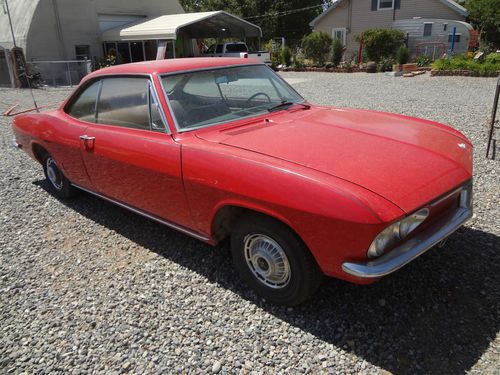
[
  {"xmin": 231, "ymin": 214, "xmax": 323, "ymax": 305},
  {"xmin": 43, "ymin": 155, "xmax": 77, "ymax": 199}
]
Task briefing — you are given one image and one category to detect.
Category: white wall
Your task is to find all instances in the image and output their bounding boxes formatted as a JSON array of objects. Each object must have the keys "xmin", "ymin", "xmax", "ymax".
[
  {"xmin": 313, "ymin": 0, "xmax": 466, "ymax": 57},
  {"xmin": 24, "ymin": 0, "xmax": 184, "ymax": 61}
]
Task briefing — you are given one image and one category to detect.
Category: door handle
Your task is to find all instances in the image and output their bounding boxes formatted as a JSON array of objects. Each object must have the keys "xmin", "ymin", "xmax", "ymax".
[{"xmin": 79, "ymin": 135, "xmax": 95, "ymax": 150}]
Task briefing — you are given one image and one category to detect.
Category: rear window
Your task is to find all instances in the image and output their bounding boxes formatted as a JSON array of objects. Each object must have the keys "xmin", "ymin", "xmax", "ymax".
[{"xmin": 225, "ymin": 43, "xmax": 248, "ymax": 53}]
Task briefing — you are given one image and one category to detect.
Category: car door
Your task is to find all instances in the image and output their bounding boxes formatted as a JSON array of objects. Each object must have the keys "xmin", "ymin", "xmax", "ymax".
[
  {"xmin": 79, "ymin": 76, "xmax": 193, "ymax": 228},
  {"xmin": 54, "ymin": 80, "xmax": 102, "ymax": 188}
]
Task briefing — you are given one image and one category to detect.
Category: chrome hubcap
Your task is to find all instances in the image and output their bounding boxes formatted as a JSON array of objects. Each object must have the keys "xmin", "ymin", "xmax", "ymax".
[
  {"xmin": 46, "ymin": 157, "xmax": 63, "ymax": 190},
  {"xmin": 244, "ymin": 234, "xmax": 291, "ymax": 289}
]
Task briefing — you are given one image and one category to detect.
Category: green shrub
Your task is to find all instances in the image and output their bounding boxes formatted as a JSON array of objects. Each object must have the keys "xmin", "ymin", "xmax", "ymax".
[
  {"xmin": 271, "ymin": 49, "xmax": 282, "ymax": 69},
  {"xmin": 292, "ymin": 51, "xmax": 305, "ymax": 69},
  {"xmin": 281, "ymin": 46, "xmax": 292, "ymax": 66},
  {"xmin": 485, "ymin": 52, "xmax": 500, "ymax": 64},
  {"xmin": 432, "ymin": 53, "xmax": 500, "ymax": 75},
  {"xmin": 331, "ymin": 38, "xmax": 344, "ymax": 67},
  {"xmin": 302, "ymin": 31, "xmax": 333, "ymax": 66},
  {"xmin": 415, "ymin": 55, "xmax": 433, "ymax": 67},
  {"xmin": 396, "ymin": 45, "xmax": 410, "ymax": 65},
  {"xmin": 378, "ymin": 57, "xmax": 396, "ymax": 72},
  {"xmin": 361, "ymin": 29, "xmax": 405, "ymax": 62}
]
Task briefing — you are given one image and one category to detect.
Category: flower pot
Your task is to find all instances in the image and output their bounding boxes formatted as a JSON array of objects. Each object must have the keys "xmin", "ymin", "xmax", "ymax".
[
  {"xmin": 393, "ymin": 64, "xmax": 403, "ymax": 72},
  {"xmin": 403, "ymin": 63, "xmax": 418, "ymax": 72}
]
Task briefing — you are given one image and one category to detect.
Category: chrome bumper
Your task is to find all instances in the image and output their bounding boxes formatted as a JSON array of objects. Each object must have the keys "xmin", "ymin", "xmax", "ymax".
[{"xmin": 342, "ymin": 183, "xmax": 473, "ymax": 278}]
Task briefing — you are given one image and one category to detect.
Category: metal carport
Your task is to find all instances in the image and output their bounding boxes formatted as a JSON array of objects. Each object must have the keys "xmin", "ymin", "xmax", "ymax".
[{"xmin": 101, "ymin": 11, "xmax": 262, "ymax": 59}]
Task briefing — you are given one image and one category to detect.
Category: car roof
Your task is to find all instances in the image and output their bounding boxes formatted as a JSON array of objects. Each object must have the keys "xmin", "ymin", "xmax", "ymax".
[{"xmin": 87, "ymin": 57, "xmax": 262, "ymax": 79}]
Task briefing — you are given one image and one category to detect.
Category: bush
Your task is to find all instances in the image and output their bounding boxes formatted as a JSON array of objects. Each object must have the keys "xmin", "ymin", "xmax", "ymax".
[
  {"xmin": 302, "ymin": 31, "xmax": 333, "ymax": 66},
  {"xmin": 271, "ymin": 49, "xmax": 282, "ymax": 69},
  {"xmin": 432, "ymin": 53, "xmax": 500, "ymax": 75},
  {"xmin": 361, "ymin": 29, "xmax": 405, "ymax": 62},
  {"xmin": 396, "ymin": 45, "xmax": 409, "ymax": 65},
  {"xmin": 331, "ymin": 38, "xmax": 344, "ymax": 67},
  {"xmin": 292, "ymin": 51, "xmax": 305, "ymax": 69},
  {"xmin": 378, "ymin": 57, "xmax": 395, "ymax": 72},
  {"xmin": 415, "ymin": 55, "xmax": 433, "ymax": 67},
  {"xmin": 281, "ymin": 46, "xmax": 292, "ymax": 66},
  {"xmin": 485, "ymin": 52, "xmax": 500, "ymax": 64}
]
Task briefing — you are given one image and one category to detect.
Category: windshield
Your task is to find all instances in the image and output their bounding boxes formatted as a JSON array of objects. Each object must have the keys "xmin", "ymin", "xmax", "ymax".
[{"xmin": 161, "ymin": 65, "xmax": 304, "ymax": 130}]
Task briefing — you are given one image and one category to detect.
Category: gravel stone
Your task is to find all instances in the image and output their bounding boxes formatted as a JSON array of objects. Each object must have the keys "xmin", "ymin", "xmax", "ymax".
[
  {"xmin": 0, "ymin": 72, "xmax": 499, "ymax": 374},
  {"xmin": 211, "ymin": 360, "xmax": 221, "ymax": 373}
]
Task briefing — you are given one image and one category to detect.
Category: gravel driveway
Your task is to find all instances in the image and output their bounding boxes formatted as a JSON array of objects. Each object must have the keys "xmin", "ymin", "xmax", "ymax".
[{"xmin": 1, "ymin": 72, "xmax": 499, "ymax": 374}]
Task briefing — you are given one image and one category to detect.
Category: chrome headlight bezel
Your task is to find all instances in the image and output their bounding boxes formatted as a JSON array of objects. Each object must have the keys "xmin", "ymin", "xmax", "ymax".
[{"xmin": 367, "ymin": 208, "xmax": 430, "ymax": 259}]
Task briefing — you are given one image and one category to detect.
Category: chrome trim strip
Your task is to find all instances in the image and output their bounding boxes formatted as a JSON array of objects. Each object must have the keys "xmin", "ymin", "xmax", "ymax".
[
  {"xmin": 342, "ymin": 183, "xmax": 473, "ymax": 278},
  {"xmin": 72, "ymin": 184, "xmax": 210, "ymax": 242}
]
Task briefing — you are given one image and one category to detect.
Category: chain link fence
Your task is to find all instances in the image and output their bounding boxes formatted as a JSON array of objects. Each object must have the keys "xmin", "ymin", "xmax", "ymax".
[{"xmin": 26, "ymin": 60, "xmax": 92, "ymax": 87}]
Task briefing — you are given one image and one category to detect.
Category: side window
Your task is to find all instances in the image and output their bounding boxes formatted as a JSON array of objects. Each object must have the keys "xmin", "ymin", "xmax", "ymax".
[
  {"xmin": 67, "ymin": 80, "xmax": 100, "ymax": 122},
  {"xmin": 149, "ymin": 85, "xmax": 166, "ymax": 132},
  {"xmin": 97, "ymin": 77, "xmax": 149, "ymax": 130},
  {"xmin": 216, "ymin": 44, "xmax": 223, "ymax": 54}
]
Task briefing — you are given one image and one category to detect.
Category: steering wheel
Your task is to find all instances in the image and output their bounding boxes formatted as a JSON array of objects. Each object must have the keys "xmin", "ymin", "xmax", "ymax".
[{"xmin": 246, "ymin": 92, "xmax": 272, "ymax": 105}]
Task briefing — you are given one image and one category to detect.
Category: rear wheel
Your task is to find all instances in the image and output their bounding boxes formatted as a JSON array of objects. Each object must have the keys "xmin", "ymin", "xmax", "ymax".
[
  {"xmin": 42, "ymin": 155, "xmax": 77, "ymax": 199},
  {"xmin": 231, "ymin": 214, "xmax": 322, "ymax": 305}
]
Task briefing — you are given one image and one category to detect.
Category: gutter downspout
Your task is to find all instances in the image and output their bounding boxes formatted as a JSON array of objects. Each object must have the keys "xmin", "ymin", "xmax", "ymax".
[{"xmin": 348, "ymin": 0, "xmax": 352, "ymax": 31}]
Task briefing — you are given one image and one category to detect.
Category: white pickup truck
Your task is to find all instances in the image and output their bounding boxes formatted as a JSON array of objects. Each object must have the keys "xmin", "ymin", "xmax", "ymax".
[{"xmin": 203, "ymin": 42, "xmax": 271, "ymax": 65}]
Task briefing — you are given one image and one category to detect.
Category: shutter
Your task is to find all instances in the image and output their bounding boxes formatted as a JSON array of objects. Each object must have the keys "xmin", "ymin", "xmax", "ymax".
[
  {"xmin": 394, "ymin": 0, "xmax": 401, "ymax": 9},
  {"xmin": 371, "ymin": 0, "xmax": 378, "ymax": 11}
]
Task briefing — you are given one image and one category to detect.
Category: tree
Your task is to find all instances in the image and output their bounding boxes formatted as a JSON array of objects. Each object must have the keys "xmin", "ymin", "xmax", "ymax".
[
  {"xmin": 465, "ymin": 0, "xmax": 500, "ymax": 45},
  {"xmin": 179, "ymin": 0, "xmax": 331, "ymax": 43}
]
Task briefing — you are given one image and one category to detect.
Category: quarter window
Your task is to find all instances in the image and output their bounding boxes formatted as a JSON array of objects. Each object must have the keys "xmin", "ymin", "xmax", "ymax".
[
  {"xmin": 378, "ymin": 0, "xmax": 394, "ymax": 9},
  {"xmin": 149, "ymin": 85, "xmax": 166, "ymax": 132},
  {"xmin": 67, "ymin": 80, "xmax": 100, "ymax": 122},
  {"xmin": 97, "ymin": 77, "xmax": 150, "ymax": 130}
]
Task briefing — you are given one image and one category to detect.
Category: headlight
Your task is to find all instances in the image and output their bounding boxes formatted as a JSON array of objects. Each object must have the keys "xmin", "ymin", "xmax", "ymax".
[{"xmin": 367, "ymin": 208, "xmax": 429, "ymax": 259}]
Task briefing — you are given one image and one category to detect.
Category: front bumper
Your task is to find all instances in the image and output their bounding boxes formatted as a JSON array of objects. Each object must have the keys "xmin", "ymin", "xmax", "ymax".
[{"xmin": 342, "ymin": 182, "xmax": 473, "ymax": 278}]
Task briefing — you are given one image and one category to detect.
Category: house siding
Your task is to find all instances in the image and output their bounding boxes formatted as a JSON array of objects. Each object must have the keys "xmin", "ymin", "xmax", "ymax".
[{"xmin": 313, "ymin": 0, "xmax": 466, "ymax": 57}]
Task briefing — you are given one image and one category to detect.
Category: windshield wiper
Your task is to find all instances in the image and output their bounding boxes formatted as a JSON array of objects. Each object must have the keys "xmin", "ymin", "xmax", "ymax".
[{"xmin": 267, "ymin": 100, "xmax": 311, "ymax": 112}]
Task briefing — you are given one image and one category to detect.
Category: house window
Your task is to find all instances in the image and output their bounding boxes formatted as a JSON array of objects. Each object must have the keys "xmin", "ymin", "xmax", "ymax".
[
  {"xmin": 332, "ymin": 28, "xmax": 347, "ymax": 45},
  {"xmin": 75, "ymin": 45, "xmax": 90, "ymax": 60},
  {"xmin": 378, "ymin": 0, "xmax": 394, "ymax": 10},
  {"xmin": 423, "ymin": 23, "xmax": 433, "ymax": 37},
  {"xmin": 448, "ymin": 34, "xmax": 461, "ymax": 43},
  {"xmin": 443, "ymin": 23, "xmax": 448, "ymax": 31}
]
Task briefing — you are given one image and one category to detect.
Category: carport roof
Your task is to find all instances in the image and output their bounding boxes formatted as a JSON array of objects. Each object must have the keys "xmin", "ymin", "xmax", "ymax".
[{"xmin": 102, "ymin": 11, "xmax": 262, "ymax": 41}]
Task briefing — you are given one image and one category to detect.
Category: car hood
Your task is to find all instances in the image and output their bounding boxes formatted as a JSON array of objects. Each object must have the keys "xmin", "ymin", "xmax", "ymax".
[{"xmin": 196, "ymin": 107, "xmax": 472, "ymax": 213}]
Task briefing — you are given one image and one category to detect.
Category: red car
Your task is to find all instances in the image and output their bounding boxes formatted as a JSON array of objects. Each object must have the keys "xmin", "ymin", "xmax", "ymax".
[{"xmin": 12, "ymin": 58, "xmax": 473, "ymax": 305}]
